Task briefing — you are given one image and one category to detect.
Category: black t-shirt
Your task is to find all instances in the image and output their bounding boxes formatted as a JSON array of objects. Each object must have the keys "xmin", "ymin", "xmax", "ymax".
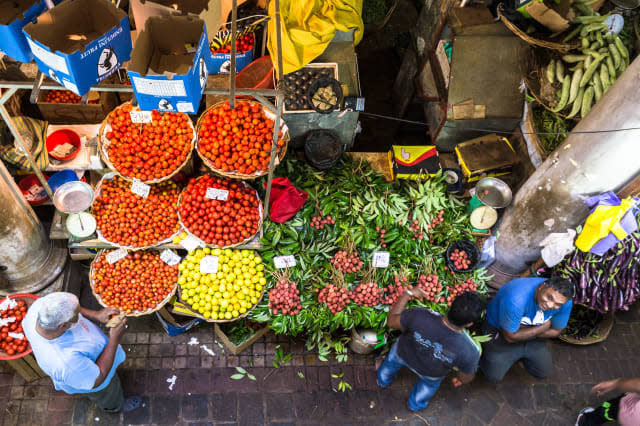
[{"xmin": 397, "ymin": 308, "xmax": 481, "ymax": 378}]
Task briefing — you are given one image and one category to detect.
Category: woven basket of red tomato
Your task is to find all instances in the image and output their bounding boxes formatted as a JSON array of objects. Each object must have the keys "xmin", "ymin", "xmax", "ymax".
[
  {"xmin": 177, "ymin": 174, "xmax": 263, "ymax": 248},
  {"xmin": 99, "ymin": 103, "xmax": 196, "ymax": 184},
  {"xmin": 91, "ymin": 173, "xmax": 181, "ymax": 249},
  {"xmin": 210, "ymin": 33, "xmax": 255, "ymax": 55},
  {"xmin": 90, "ymin": 250, "xmax": 179, "ymax": 316},
  {"xmin": 43, "ymin": 90, "xmax": 99, "ymax": 104},
  {"xmin": 196, "ymin": 100, "xmax": 289, "ymax": 179},
  {"xmin": 0, "ymin": 294, "xmax": 38, "ymax": 360}
]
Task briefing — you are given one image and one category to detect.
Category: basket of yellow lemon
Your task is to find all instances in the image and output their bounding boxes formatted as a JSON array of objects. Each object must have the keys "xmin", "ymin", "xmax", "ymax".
[{"xmin": 176, "ymin": 247, "xmax": 266, "ymax": 322}]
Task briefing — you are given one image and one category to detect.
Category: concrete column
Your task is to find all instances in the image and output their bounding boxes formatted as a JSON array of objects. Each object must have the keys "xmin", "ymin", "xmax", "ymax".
[
  {"xmin": 490, "ymin": 56, "xmax": 640, "ymax": 284},
  {"xmin": 0, "ymin": 160, "xmax": 66, "ymax": 295}
]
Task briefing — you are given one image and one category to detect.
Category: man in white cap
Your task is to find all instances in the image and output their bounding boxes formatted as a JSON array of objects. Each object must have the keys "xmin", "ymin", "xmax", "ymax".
[{"xmin": 22, "ymin": 292, "xmax": 139, "ymax": 412}]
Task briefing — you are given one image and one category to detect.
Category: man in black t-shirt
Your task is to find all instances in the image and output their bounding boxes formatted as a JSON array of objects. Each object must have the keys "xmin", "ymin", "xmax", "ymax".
[{"xmin": 377, "ymin": 290, "xmax": 486, "ymax": 411}]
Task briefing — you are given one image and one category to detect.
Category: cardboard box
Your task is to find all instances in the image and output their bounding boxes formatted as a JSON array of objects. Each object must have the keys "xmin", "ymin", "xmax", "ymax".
[
  {"xmin": 208, "ymin": 47, "xmax": 253, "ymax": 74},
  {"xmin": 517, "ymin": 0, "xmax": 575, "ymax": 32},
  {"xmin": 36, "ymin": 89, "xmax": 118, "ymax": 124},
  {"xmin": 214, "ymin": 323, "xmax": 269, "ymax": 355},
  {"xmin": 454, "ymin": 133, "xmax": 518, "ymax": 182},
  {"xmin": 0, "ymin": 0, "xmax": 60, "ymax": 63},
  {"xmin": 155, "ymin": 305, "xmax": 203, "ymax": 337},
  {"xmin": 129, "ymin": 0, "xmax": 245, "ymax": 39},
  {"xmin": 23, "ymin": 0, "xmax": 132, "ymax": 96},
  {"xmin": 127, "ymin": 15, "xmax": 211, "ymax": 113}
]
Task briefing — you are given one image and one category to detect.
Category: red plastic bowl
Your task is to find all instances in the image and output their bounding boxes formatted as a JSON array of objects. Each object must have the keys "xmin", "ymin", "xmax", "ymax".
[
  {"xmin": 236, "ymin": 56, "xmax": 274, "ymax": 90},
  {"xmin": 17, "ymin": 174, "xmax": 49, "ymax": 205},
  {"xmin": 0, "ymin": 293, "xmax": 39, "ymax": 361},
  {"xmin": 46, "ymin": 129, "xmax": 81, "ymax": 161}
]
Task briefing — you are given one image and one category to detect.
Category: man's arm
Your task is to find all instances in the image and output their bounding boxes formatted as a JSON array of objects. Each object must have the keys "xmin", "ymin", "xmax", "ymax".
[
  {"xmin": 387, "ymin": 288, "xmax": 428, "ymax": 330},
  {"xmin": 93, "ymin": 318, "xmax": 127, "ymax": 388},
  {"xmin": 80, "ymin": 307, "xmax": 119, "ymax": 324},
  {"xmin": 452, "ymin": 371, "xmax": 475, "ymax": 387},
  {"xmin": 501, "ymin": 321, "xmax": 552, "ymax": 343},
  {"xmin": 592, "ymin": 378, "xmax": 640, "ymax": 396},
  {"xmin": 537, "ymin": 327, "xmax": 562, "ymax": 338}
]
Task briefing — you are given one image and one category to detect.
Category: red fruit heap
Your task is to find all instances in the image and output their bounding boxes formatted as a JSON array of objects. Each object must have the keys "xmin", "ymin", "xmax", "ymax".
[
  {"xmin": 428, "ymin": 210, "xmax": 445, "ymax": 230},
  {"xmin": 178, "ymin": 175, "xmax": 260, "ymax": 246},
  {"xmin": 446, "ymin": 279, "xmax": 478, "ymax": 305},
  {"xmin": 311, "ymin": 214, "xmax": 335, "ymax": 230},
  {"xmin": 105, "ymin": 104, "xmax": 193, "ymax": 181},
  {"xmin": 268, "ymin": 279, "xmax": 301, "ymax": 315},
  {"xmin": 211, "ymin": 33, "xmax": 255, "ymax": 54},
  {"xmin": 376, "ymin": 226, "xmax": 387, "ymax": 248},
  {"xmin": 316, "ymin": 284, "xmax": 350, "ymax": 314},
  {"xmin": 408, "ymin": 218, "xmax": 424, "ymax": 241},
  {"xmin": 330, "ymin": 250, "xmax": 363, "ymax": 274},
  {"xmin": 449, "ymin": 248, "xmax": 471, "ymax": 270},
  {"xmin": 417, "ymin": 274, "xmax": 444, "ymax": 303},
  {"xmin": 92, "ymin": 251, "xmax": 178, "ymax": 313},
  {"xmin": 0, "ymin": 298, "xmax": 29, "ymax": 356},
  {"xmin": 44, "ymin": 90, "xmax": 98, "ymax": 104},
  {"xmin": 382, "ymin": 276, "xmax": 411, "ymax": 305},
  {"xmin": 93, "ymin": 176, "xmax": 180, "ymax": 247},
  {"xmin": 197, "ymin": 101, "xmax": 285, "ymax": 175},
  {"xmin": 351, "ymin": 282, "xmax": 383, "ymax": 307}
]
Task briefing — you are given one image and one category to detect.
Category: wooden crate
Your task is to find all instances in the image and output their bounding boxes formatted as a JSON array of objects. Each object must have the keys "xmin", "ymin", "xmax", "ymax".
[
  {"xmin": 5, "ymin": 353, "xmax": 46, "ymax": 383},
  {"xmin": 214, "ymin": 323, "xmax": 269, "ymax": 355},
  {"xmin": 36, "ymin": 90, "xmax": 117, "ymax": 124}
]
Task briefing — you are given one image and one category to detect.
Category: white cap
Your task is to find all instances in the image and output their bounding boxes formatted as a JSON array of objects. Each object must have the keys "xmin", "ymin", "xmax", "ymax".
[{"xmin": 37, "ymin": 292, "xmax": 79, "ymax": 330}]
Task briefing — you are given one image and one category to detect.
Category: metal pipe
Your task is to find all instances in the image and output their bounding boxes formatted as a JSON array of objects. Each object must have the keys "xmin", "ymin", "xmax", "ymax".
[
  {"xmin": 492, "ymin": 56, "xmax": 640, "ymax": 277},
  {"xmin": 229, "ymin": 0, "xmax": 237, "ymax": 109}
]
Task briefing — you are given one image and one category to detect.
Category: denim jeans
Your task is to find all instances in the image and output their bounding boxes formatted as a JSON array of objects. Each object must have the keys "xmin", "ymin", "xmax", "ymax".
[
  {"xmin": 377, "ymin": 341, "xmax": 444, "ymax": 411},
  {"xmin": 86, "ymin": 374, "xmax": 125, "ymax": 412}
]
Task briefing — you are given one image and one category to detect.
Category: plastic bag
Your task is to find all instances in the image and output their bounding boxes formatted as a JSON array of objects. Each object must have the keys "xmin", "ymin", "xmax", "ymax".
[
  {"xmin": 540, "ymin": 229, "xmax": 576, "ymax": 267},
  {"xmin": 263, "ymin": 177, "xmax": 309, "ymax": 223}
]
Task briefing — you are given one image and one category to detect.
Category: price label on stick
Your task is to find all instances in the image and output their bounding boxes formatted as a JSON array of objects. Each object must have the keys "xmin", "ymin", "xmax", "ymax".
[
  {"xmin": 205, "ymin": 187, "xmax": 229, "ymax": 201},
  {"xmin": 372, "ymin": 251, "xmax": 390, "ymax": 268},
  {"xmin": 160, "ymin": 249, "xmax": 181, "ymax": 266},
  {"xmin": 130, "ymin": 110, "xmax": 152, "ymax": 123},
  {"xmin": 200, "ymin": 255, "xmax": 219, "ymax": 273},
  {"xmin": 106, "ymin": 248, "xmax": 128, "ymax": 264},
  {"xmin": 274, "ymin": 255, "xmax": 296, "ymax": 269},
  {"xmin": 180, "ymin": 235, "xmax": 203, "ymax": 253},
  {"xmin": 131, "ymin": 179, "xmax": 150, "ymax": 198}
]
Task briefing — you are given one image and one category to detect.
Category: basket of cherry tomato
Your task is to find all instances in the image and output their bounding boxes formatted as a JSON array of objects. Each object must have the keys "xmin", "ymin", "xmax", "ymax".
[
  {"xmin": 210, "ymin": 33, "xmax": 255, "ymax": 55},
  {"xmin": 0, "ymin": 294, "xmax": 38, "ymax": 360},
  {"xmin": 177, "ymin": 174, "xmax": 263, "ymax": 248},
  {"xmin": 90, "ymin": 250, "xmax": 179, "ymax": 316},
  {"xmin": 196, "ymin": 100, "xmax": 289, "ymax": 179},
  {"xmin": 98, "ymin": 103, "xmax": 196, "ymax": 184},
  {"xmin": 43, "ymin": 90, "xmax": 99, "ymax": 104}
]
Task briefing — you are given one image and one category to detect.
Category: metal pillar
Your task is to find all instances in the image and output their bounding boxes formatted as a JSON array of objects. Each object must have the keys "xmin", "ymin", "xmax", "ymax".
[
  {"xmin": 0, "ymin": 159, "xmax": 67, "ymax": 295},
  {"xmin": 490, "ymin": 56, "xmax": 640, "ymax": 285}
]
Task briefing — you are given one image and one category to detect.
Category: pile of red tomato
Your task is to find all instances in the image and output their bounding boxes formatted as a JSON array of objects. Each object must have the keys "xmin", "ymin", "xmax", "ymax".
[
  {"xmin": 211, "ymin": 33, "xmax": 255, "ymax": 55},
  {"xmin": 1, "ymin": 299, "xmax": 29, "ymax": 356},
  {"xmin": 44, "ymin": 90, "xmax": 98, "ymax": 104},
  {"xmin": 197, "ymin": 101, "xmax": 285, "ymax": 175},
  {"xmin": 178, "ymin": 175, "xmax": 261, "ymax": 246},
  {"xmin": 92, "ymin": 250, "xmax": 178, "ymax": 313},
  {"xmin": 92, "ymin": 175, "xmax": 180, "ymax": 247},
  {"xmin": 104, "ymin": 104, "xmax": 194, "ymax": 182}
]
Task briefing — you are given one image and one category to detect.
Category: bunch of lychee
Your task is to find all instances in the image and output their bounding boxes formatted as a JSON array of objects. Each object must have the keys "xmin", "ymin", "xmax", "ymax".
[
  {"xmin": 351, "ymin": 282, "xmax": 383, "ymax": 307},
  {"xmin": 376, "ymin": 226, "xmax": 388, "ymax": 248},
  {"xmin": 330, "ymin": 250, "xmax": 363, "ymax": 274},
  {"xmin": 382, "ymin": 276, "xmax": 412, "ymax": 305},
  {"xmin": 316, "ymin": 284, "xmax": 351, "ymax": 314},
  {"xmin": 310, "ymin": 214, "xmax": 335, "ymax": 230},
  {"xmin": 268, "ymin": 279, "xmax": 302, "ymax": 315},
  {"xmin": 417, "ymin": 274, "xmax": 444, "ymax": 303},
  {"xmin": 446, "ymin": 279, "xmax": 478, "ymax": 305}
]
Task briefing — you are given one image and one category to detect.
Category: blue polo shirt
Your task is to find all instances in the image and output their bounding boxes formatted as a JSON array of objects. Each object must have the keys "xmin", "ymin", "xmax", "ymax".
[{"xmin": 486, "ymin": 277, "xmax": 572, "ymax": 333}]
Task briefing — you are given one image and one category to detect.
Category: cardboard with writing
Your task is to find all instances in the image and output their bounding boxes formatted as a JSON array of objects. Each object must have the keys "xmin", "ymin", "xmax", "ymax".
[
  {"xmin": 126, "ymin": 15, "xmax": 212, "ymax": 113},
  {"xmin": 23, "ymin": 0, "xmax": 132, "ymax": 96},
  {"xmin": 517, "ymin": 0, "xmax": 575, "ymax": 33}
]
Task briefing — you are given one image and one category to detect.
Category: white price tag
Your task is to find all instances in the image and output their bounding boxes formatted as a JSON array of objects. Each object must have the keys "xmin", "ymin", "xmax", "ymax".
[
  {"xmin": 131, "ymin": 179, "xmax": 151, "ymax": 198},
  {"xmin": 200, "ymin": 255, "xmax": 219, "ymax": 273},
  {"xmin": 106, "ymin": 248, "xmax": 128, "ymax": 264},
  {"xmin": 160, "ymin": 249, "xmax": 181, "ymax": 266},
  {"xmin": 0, "ymin": 317, "xmax": 16, "ymax": 327},
  {"xmin": 8, "ymin": 332, "xmax": 24, "ymax": 340},
  {"xmin": 372, "ymin": 251, "xmax": 390, "ymax": 268},
  {"xmin": 180, "ymin": 235, "xmax": 203, "ymax": 252},
  {"xmin": 205, "ymin": 187, "xmax": 229, "ymax": 201},
  {"xmin": 89, "ymin": 155, "xmax": 103, "ymax": 169},
  {"xmin": 274, "ymin": 255, "xmax": 296, "ymax": 269},
  {"xmin": 129, "ymin": 110, "xmax": 153, "ymax": 123}
]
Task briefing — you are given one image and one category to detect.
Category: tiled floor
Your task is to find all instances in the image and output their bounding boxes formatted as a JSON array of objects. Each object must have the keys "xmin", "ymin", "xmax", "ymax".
[{"xmin": 3, "ymin": 306, "xmax": 640, "ymax": 425}]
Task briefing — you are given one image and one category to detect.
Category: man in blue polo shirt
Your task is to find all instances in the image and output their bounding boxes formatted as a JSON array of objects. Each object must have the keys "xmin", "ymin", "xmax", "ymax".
[{"xmin": 480, "ymin": 277, "xmax": 573, "ymax": 382}]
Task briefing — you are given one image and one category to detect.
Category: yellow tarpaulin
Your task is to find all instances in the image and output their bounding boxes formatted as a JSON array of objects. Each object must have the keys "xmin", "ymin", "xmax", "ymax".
[
  {"xmin": 267, "ymin": 0, "xmax": 363, "ymax": 76},
  {"xmin": 575, "ymin": 197, "xmax": 636, "ymax": 252}
]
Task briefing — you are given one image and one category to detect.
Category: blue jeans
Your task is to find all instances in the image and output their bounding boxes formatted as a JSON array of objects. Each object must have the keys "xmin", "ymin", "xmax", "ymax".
[{"xmin": 377, "ymin": 341, "xmax": 444, "ymax": 411}]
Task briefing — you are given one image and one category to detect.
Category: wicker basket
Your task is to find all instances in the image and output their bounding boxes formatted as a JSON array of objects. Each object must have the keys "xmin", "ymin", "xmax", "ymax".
[
  {"xmin": 176, "ymin": 175, "xmax": 264, "ymax": 249},
  {"xmin": 195, "ymin": 100, "xmax": 289, "ymax": 180},
  {"xmin": 174, "ymin": 283, "xmax": 265, "ymax": 323},
  {"xmin": 497, "ymin": 4, "xmax": 580, "ymax": 52},
  {"xmin": 89, "ymin": 249, "xmax": 178, "ymax": 317},
  {"xmin": 0, "ymin": 294, "xmax": 38, "ymax": 361},
  {"xmin": 558, "ymin": 307, "xmax": 614, "ymax": 345},
  {"xmin": 91, "ymin": 172, "xmax": 181, "ymax": 250},
  {"xmin": 98, "ymin": 102, "xmax": 196, "ymax": 184}
]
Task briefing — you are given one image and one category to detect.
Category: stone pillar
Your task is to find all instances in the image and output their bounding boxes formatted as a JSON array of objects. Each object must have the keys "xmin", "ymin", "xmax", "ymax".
[{"xmin": 490, "ymin": 56, "xmax": 640, "ymax": 284}]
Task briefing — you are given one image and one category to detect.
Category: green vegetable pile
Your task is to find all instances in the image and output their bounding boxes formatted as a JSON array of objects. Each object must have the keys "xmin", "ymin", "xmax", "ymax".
[
  {"xmin": 219, "ymin": 320, "xmax": 263, "ymax": 346},
  {"xmin": 561, "ymin": 304, "xmax": 603, "ymax": 341},
  {"xmin": 545, "ymin": 8, "xmax": 630, "ymax": 118},
  {"xmin": 532, "ymin": 105, "xmax": 575, "ymax": 153},
  {"xmin": 249, "ymin": 157, "xmax": 491, "ymax": 360}
]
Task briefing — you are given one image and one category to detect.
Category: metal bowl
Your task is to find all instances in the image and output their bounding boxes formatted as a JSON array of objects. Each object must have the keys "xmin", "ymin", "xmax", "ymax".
[
  {"xmin": 53, "ymin": 181, "xmax": 94, "ymax": 214},
  {"xmin": 475, "ymin": 177, "xmax": 512, "ymax": 208}
]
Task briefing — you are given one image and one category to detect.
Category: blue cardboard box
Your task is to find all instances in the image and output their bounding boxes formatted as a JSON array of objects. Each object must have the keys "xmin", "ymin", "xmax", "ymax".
[
  {"xmin": 155, "ymin": 306, "xmax": 202, "ymax": 337},
  {"xmin": 23, "ymin": 0, "xmax": 132, "ymax": 96},
  {"xmin": 127, "ymin": 15, "xmax": 212, "ymax": 114},
  {"xmin": 0, "ymin": 0, "xmax": 62, "ymax": 63},
  {"xmin": 208, "ymin": 47, "xmax": 254, "ymax": 74}
]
